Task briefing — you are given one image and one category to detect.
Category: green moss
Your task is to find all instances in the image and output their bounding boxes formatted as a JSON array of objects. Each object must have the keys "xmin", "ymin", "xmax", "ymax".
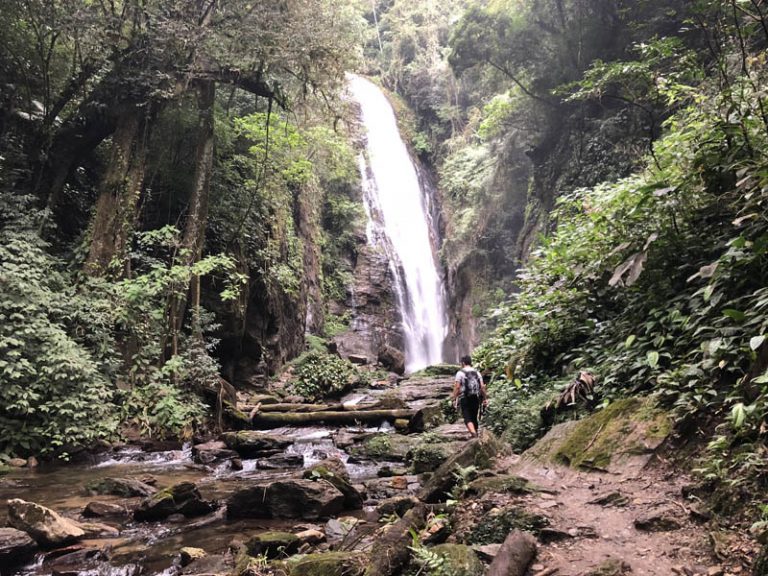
[
  {"xmin": 410, "ymin": 444, "xmax": 447, "ymax": 474},
  {"xmin": 412, "ymin": 364, "xmax": 460, "ymax": 377},
  {"xmin": 0, "ymin": 465, "xmax": 11, "ymax": 476},
  {"xmin": 552, "ymin": 397, "xmax": 671, "ymax": 470},
  {"xmin": 467, "ymin": 474, "xmax": 532, "ymax": 496},
  {"xmin": 245, "ymin": 531, "xmax": 300, "ymax": 558},
  {"xmin": 281, "ymin": 551, "xmax": 366, "ymax": 576},
  {"xmin": 429, "ymin": 544, "xmax": 485, "ymax": 576},
  {"xmin": 465, "ymin": 506, "xmax": 549, "ymax": 544}
]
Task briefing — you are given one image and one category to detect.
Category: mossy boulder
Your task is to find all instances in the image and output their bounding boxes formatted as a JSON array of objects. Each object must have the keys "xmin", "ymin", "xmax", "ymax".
[
  {"xmin": 348, "ymin": 433, "xmax": 418, "ymax": 461},
  {"xmin": 133, "ymin": 481, "xmax": 217, "ymax": 521},
  {"xmin": 414, "ymin": 364, "xmax": 460, "ymax": 377},
  {"xmin": 525, "ymin": 397, "xmax": 671, "ymax": 472},
  {"xmin": 409, "ymin": 443, "xmax": 448, "ymax": 474},
  {"xmin": 429, "ymin": 544, "xmax": 485, "ymax": 576},
  {"xmin": 466, "ymin": 506, "xmax": 549, "ymax": 544},
  {"xmin": 278, "ymin": 550, "xmax": 367, "ymax": 576},
  {"xmin": 419, "ymin": 431, "xmax": 506, "ymax": 503},
  {"xmin": 755, "ymin": 544, "xmax": 768, "ymax": 576},
  {"xmin": 466, "ymin": 474, "xmax": 533, "ymax": 497},
  {"xmin": 244, "ymin": 531, "xmax": 300, "ymax": 558}
]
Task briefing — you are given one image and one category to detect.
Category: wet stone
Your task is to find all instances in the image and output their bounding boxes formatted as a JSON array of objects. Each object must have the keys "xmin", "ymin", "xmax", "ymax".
[
  {"xmin": 257, "ymin": 453, "xmax": 304, "ymax": 469},
  {"xmin": 85, "ymin": 477, "xmax": 156, "ymax": 498},
  {"xmin": 82, "ymin": 501, "xmax": 127, "ymax": 518},
  {"xmin": 0, "ymin": 527, "xmax": 37, "ymax": 567},
  {"xmin": 7, "ymin": 499, "xmax": 85, "ymax": 547},
  {"xmin": 133, "ymin": 481, "xmax": 218, "ymax": 521}
]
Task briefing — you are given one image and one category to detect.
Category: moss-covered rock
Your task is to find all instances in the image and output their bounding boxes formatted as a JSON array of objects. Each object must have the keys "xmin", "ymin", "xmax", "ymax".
[
  {"xmin": 466, "ymin": 506, "xmax": 549, "ymax": 544},
  {"xmin": 413, "ymin": 364, "xmax": 460, "ymax": 377},
  {"xmin": 133, "ymin": 482, "xmax": 217, "ymax": 521},
  {"xmin": 348, "ymin": 433, "xmax": 419, "ymax": 461},
  {"xmin": 466, "ymin": 474, "xmax": 533, "ymax": 497},
  {"xmin": 525, "ymin": 397, "xmax": 671, "ymax": 471},
  {"xmin": 428, "ymin": 543, "xmax": 485, "ymax": 576},
  {"xmin": 278, "ymin": 550, "xmax": 367, "ymax": 576},
  {"xmin": 755, "ymin": 544, "xmax": 768, "ymax": 576},
  {"xmin": 244, "ymin": 531, "xmax": 300, "ymax": 558},
  {"xmin": 409, "ymin": 443, "xmax": 447, "ymax": 474}
]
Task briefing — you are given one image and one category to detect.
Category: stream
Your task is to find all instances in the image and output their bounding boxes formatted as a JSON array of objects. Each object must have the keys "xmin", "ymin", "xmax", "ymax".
[{"xmin": 0, "ymin": 372, "xmax": 462, "ymax": 576}]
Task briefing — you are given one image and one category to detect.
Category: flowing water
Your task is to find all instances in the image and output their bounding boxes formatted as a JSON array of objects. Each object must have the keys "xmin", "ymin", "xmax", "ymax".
[{"xmin": 348, "ymin": 74, "xmax": 449, "ymax": 373}]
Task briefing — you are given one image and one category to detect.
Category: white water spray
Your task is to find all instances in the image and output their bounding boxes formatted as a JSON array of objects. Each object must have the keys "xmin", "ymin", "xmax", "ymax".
[{"xmin": 348, "ymin": 74, "xmax": 448, "ymax": 372}]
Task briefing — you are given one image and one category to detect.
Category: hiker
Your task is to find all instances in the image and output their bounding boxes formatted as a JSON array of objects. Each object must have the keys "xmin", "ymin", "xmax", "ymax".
[{"xmin": 452, "ymin": 355, "xmax": 488, "ymax": 438}]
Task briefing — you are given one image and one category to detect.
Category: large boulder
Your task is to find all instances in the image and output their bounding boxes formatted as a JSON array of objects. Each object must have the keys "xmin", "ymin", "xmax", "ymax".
[
  {"xmin": 364, "ymin": 504, "xmax": 427, "ymax": 576},
  {"xmin": 0, "ymin": 527, "xmax": 37, "ymax": 567},
  {"xmin": 133, "ymin": 482, "xmax": 217, "ymax": 521},
  {"xmin": 419, "ymin": 431, "xmax": 506, "ymax": 503},
  {"xmin": 227, "ymin": 479, "xmax": 345, "ymax": 520},
  {"xmin": 377, "ymin": 345, "xmax": 405, "ymax": 375},
  {"xmin": 85, "ymin": 477, "xmax": 157, "ymax": 498},
  {"xmin": 7, "ymin": 499, "xmax": 85, "ymax": 547},
  {"xmin": 221, "ymin": 431, "xmax": 293, "ymax": 458}
]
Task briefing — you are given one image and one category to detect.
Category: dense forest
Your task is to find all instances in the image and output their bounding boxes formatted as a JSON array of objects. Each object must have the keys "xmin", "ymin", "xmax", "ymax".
[{"xmin": 3, "ymin": 0, "xmax": 768, "ymax": 572}]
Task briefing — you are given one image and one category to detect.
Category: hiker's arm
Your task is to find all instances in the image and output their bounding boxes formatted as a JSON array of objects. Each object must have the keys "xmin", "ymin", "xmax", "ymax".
[{"xmin": 452, "ymin": 380, "xmax": 460, "ymax": 407}]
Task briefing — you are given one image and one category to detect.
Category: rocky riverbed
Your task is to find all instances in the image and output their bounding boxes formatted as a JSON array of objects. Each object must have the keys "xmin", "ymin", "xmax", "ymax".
[{"xmin": 0, "ymin": 372, "xmax": 759, "ymax": 576}]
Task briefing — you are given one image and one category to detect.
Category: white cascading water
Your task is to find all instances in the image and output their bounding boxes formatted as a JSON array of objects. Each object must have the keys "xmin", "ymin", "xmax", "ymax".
[{"xmin": 348, "ymin": 74, "xmax": 448, "ymax": 372}]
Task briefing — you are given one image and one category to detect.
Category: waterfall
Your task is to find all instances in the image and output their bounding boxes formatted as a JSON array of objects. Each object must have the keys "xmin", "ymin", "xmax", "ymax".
[{"xmin": 348, "ymin": 74, "xmax": 448, "ymax": 373}]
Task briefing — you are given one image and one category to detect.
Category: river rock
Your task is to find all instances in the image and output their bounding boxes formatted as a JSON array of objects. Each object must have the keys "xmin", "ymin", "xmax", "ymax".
[
  {"xmin": 220, "ymin": 430, "xmax": 293, "ymax": 457},
  {"xmin": 179, "ymin": 546, "xmax": 207, "ymax": 566},
  {"xmin": 408, "ymin": 404, "xmax": 445, "ymax": 432},
  {"xmin": 377, "ymin": 345, "xmax": 405, "ymax": 375},
  {"xmin": 280, "ymin": 550, "xmax": 367, "ymax": 576},
  {"xmin": 8, "ymin": 458, "xmax": 27, "ymax": 467},
  {"xmin": 376, "ymin": 495, "xmax": 420, "ymax": 517},
  {"xmin": 257, "ymin": 453, "xmax": 304, "ymax": 469},
  {"xmin": 82, "ymin": 501, "xmax": 128, "ymax": 518},
  {"xmin": 431, "ymin": 543, "xmax": 486, "ymax": 576},
  {"xmin": 78, "ymin": 521, "xmax": 120, "ymax": 538},
  {"xmin": 7, "ymin": 499, "xmax": 85, "ymax": 547},
  {"xmin": 419, "ymin": 431, "xmax": 505, "ymax": 503},
  {"xmin": 85, "ymin": 476, "xmax": 157, "ymax": 498},
  {"xmin": 192, "ymin": 440, "xmax": 239, "ymax": 465},
  {"xmin": 296, "ymin": 528, "xmax": 326, "ymax": 546},
  {"xmin": 0, "ymin": 527, "xmax": 37, "ymax": 567},
  {"xmin": 364, "ymin": 504, "xmax": 427, "ymax": 576},
  {"xmin": 244, "ymin": 531, "xmax": 300, "ymax": 558},
  {"xmin": 633, "ymin": 511, "xmax": 681, "ymax": 532},
  {"xmin": 303, "ymin": 459, "xmax": 362, "ymax": 509},
  {"xmin": 133, "ymin": 482, "xmax": 218, "ymax": 521},
  {"xmin": 227, "ymin": 479, "xmax": 345, "ymax": 519}
]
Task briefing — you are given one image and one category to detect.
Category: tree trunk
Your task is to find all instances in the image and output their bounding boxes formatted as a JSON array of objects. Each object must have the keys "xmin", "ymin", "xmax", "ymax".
[
  {"xmin": 164, "ymin": 81, "xmax": 216, "ymax": 358},
  {"xmin": 83, "ymin": 105, "xmax": 150, "ymax": 276}
]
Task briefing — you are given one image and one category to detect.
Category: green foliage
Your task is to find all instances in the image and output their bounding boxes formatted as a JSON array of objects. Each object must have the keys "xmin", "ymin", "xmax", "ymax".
[
  {"xmin": 464, "ymin": 506, "xmax": 549, "ymax": 544},
  {"xmin": 0, "ymin": 217, "xmax": 117, "ymax": 457},
  {"xmin": 474, "ymin": 17, "xmax": 768, "ymax": 505},
  {"xmin": 289, "ymin": 351, "xmax": 358, "ymax": 401}
]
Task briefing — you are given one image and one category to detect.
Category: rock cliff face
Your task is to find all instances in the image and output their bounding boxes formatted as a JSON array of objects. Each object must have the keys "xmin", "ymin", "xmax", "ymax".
[{"xmin": 330, "ymin": 241, "xmax": 403, "ymax": 369}]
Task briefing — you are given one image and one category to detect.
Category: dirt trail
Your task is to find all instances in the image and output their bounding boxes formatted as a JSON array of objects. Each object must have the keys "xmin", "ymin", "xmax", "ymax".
[{"xmin": 462, "ymin": 449, "xmax": 758, "ymax": 576}]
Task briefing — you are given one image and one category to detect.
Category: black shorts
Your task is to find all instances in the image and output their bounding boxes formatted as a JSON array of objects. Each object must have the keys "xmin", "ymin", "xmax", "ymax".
[{"xmin": 460, "ymin": 395, "xmax": 481, "ymax": 427}]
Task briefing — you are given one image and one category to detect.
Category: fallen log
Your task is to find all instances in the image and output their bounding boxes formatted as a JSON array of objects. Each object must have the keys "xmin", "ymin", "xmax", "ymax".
[
  {"xmin": 250, "ymin": 409, "xmax": 415, "ymax": 428},
  {"xmin": 240, "ymin": 403, "xmax": 343, "ymax": 413},
  {"xmin": 487, "ymin": 530, "xmax": 536, "ymax": 576}
]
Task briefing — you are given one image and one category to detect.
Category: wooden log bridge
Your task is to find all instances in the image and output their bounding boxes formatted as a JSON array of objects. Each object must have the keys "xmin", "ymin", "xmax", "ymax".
[{"xmin": 249, "ymin": 408, "xmax": 415, "ymax": 428}]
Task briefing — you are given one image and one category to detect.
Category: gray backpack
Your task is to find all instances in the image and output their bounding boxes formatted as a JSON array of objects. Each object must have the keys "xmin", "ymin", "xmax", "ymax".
[{"xmin": 461, "ymin": 368, "xmax": 481, "ymax": 398}]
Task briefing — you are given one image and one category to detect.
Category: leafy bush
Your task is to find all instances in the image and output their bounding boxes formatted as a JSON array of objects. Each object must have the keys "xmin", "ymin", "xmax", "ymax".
[
  {"xmin": 289, "ymin": 352, "xmax": 358, "ymax": 401},
  {"xmin": 0, "ymin": 228, "xmax": 118, "ymax": 457}
]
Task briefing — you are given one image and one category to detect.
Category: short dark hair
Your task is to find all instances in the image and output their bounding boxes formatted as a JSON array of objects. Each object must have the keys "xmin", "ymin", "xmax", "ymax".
[{"xmin": 461, "ymin": 355, "xmax": 472, "ymax": 366}]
